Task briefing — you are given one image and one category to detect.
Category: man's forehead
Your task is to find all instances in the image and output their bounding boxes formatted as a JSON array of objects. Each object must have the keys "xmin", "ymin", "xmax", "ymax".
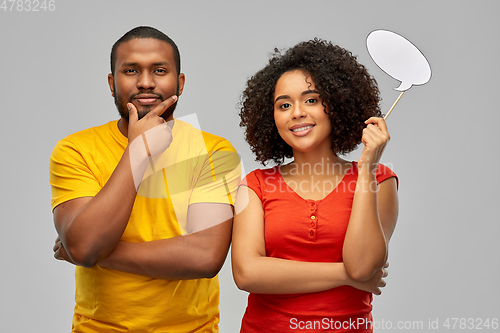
[{"xmin": 115, "ymin": 38, "xmax": 174, "ymax": 65}]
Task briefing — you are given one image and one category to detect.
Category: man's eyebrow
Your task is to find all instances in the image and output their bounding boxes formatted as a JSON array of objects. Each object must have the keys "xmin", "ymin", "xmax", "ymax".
[
  {"xmin": 120, "ymin": 62, "xmax": 171, "ymax": 67},
  {"xmin": 121, "ymin": 62, "xmax": 138, "ymax": 67},
  {"xmin": 152, "ymin": 62, "xmax": 171, "ymax": 67}
]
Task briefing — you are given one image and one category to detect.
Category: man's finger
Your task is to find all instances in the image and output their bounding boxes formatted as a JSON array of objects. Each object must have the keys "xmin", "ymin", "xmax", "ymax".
[
  {"xmin": 54, "ymin": 248, "xmax": 61, "ymax": 260},
  {"xmin": 128, "ymin": 103, "xmax": 138, "ymax": 124},
  {"xmin": 150, "ymin": 95, "xmax": 178, "ymax": 117}
]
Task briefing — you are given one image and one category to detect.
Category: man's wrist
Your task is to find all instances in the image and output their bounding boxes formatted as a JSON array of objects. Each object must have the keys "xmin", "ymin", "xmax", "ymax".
[{"xmin": 129, "ymin": 137, "xmax": 152, "ymax": 190}]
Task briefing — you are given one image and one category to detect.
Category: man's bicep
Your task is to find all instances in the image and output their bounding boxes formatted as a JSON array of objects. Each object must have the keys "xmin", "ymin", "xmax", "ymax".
[
  {"xmin": 186, "ymin": 202, "xmax": 234, "ymax": 276},
  {"xmin": 186, "ymin": 202, "xmax": 234, "ymax": 234}
]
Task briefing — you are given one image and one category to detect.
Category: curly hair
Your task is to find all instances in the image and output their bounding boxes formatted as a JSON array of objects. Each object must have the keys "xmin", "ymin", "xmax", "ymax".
[{"xmin": 239, "ymin": 38, "xmax": 382, "ymax": 165}]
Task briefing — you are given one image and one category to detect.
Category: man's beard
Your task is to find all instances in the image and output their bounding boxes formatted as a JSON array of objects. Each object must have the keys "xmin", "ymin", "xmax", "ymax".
[{"xmin": 114, "ymin": 84, "xmax": 179, "ymax": 121}]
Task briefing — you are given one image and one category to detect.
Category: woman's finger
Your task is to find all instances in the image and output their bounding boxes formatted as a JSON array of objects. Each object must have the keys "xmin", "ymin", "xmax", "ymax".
[{"xmin": 365, "ymin": 117, "xmax": 390, "ymax": 138}]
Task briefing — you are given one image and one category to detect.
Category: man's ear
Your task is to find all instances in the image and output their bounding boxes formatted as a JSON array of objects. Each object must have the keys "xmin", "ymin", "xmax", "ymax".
[
  {"xmin": 108, "ymin": 73, "xmax": 115, "ymax": 97},
  {"xmin": 177, "ymin": 73, "xmax": 185, "ymax": 96}
]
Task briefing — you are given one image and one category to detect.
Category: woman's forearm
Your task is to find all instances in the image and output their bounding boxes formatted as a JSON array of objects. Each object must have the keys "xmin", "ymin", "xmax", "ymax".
[
  {"xmin": 342, "ymin": 171, "xmax": 387, "ymax": 281},
  {"xmin": 233, "ymin": 256, "xmax": 349, "ymax": 294}
]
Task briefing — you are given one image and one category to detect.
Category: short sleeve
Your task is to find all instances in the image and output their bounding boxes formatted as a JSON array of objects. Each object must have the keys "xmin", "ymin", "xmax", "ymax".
[
  {"xmin": 49, "ymin": 139, "xmax": 101, "ymax": 210},
  {"xmin": 239, "ymin": 169, "xmax": 263, "ymax": 201},
  {"xmin": 376, "ymin": 163, "xmax": 399, "ymax": 189},
  {"xmin": 189, "ymin": 140, "xmax": 241, "ymax": 206}
]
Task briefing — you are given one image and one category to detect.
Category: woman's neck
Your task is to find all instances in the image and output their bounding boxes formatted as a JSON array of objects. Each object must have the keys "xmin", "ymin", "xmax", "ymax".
[{"xmin": 283, "ymin": 146, "xmax": 350, "ymax": 177}]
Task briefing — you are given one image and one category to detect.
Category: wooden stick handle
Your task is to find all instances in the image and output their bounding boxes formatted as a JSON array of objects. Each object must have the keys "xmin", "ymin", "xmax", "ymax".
[{"xmin": 384, "ymin": 91, "xmax": 405, "ymax": 120}]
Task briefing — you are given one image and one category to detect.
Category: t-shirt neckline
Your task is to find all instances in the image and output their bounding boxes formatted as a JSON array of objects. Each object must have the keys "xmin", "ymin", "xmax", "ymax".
[
  {"xmin": 277, "ymin": 161, "xmax": 355, "ymax": 202},
  {"xmin": 111, "ymin": 119, "xmax": 178, "ymax": 147}
]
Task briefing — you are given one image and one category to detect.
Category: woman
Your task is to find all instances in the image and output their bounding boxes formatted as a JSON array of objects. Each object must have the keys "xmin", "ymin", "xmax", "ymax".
[{"xmin": 232, "ymin": 39, "xmax": 399, "ymax": 332}]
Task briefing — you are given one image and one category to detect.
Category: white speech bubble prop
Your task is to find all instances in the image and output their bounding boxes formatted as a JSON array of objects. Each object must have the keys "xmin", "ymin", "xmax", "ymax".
[{"xmin": 367, "ymin": 30, "xmax": 431, "ymax": 119}]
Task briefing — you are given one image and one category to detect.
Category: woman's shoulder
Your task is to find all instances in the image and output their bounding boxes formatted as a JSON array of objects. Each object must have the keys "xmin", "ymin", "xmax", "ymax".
[
  {"xmin": 351, "ymin": 161, "xmax": 395, "ymax": 173},
  {"xmin": 239, "ymin": 166, "xmax": 281, "ymax": 200},
  {"xmin": 352, "ymin": 161, "xmax": 398, "ymax": 186},
  {"xmin": 376, "ymin": 163, "xmax": 396, "ymax": 175},
  {"xmin": 243, "ymin": 165, "xmax": 280, "ymax": 184}
]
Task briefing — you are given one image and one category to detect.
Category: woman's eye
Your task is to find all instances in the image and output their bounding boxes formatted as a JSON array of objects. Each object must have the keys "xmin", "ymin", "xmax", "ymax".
[
  {"xmin": 280, "ymin": 103, "xmax": 291, "ymax": 109},
  {"xmin": 306, "ymin": 98, "xmax": 317, "ymax": 104}
]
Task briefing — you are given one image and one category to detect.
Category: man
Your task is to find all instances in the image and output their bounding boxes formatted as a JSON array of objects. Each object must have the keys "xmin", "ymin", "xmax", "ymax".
[{"xmin": 50, "ymin": 26, "xmax": 240, "ymax": 332}]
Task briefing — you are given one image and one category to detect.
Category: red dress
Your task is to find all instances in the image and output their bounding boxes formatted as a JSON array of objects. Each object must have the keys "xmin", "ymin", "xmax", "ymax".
[{"xmin": 240, "ymin": 162, "xmax": 397, "ymax": 332}]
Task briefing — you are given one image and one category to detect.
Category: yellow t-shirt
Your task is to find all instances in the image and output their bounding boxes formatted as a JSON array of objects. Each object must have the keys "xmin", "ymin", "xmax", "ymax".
[{"xmin": 49, "ymin": 119, "xmax": 240, "ymax": 333}]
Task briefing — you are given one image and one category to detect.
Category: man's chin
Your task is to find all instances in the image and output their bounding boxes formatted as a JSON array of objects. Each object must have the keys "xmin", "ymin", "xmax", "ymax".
[
  {"xmin": 116, "ymin": 101, "xmax": 176, "ymax": 121},
  {"xmin": 137, "ymin": 107, "xmax": 153, "ymax": 120}
]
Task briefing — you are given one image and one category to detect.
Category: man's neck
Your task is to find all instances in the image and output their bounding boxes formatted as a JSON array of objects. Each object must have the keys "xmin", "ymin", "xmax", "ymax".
[
  {"xmin": 117, "ymin": 117, "xmax": 175, "ymax": 140},
  {"xmin": 117, "ymin": 118, "xmax": 129, "ymax": 138}
]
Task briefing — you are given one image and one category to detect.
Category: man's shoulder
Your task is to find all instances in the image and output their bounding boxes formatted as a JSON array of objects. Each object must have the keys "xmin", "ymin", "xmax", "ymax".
[
  {"xmin": 201, "ymin": 130, "xmax": 235, "ymax": 152},
  {"xmin": 51, "ymin": 120, "xmax": 124, "ymax": 160},
  {"xmin": 61, "ymin": 120, "xmax": 118, "ymax": 143},
  {"xmin": 175, "ymin": 119, "xmax": 236, "ymax": 153}
]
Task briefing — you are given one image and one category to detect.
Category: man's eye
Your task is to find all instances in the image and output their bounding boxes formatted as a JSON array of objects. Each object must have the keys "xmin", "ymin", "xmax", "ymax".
[
  {"xmin": 155, "ymin": 69, "xmax": 167, "ymax": 74},
  {"xmin": 124, "ymin": 69, "xmax": 137, "ymax": 74}
]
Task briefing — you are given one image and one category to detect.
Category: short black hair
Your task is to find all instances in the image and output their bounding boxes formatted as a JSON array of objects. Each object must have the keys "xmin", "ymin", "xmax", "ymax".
[
  {"xmin": 239, "ymin": 38, "xmax": 382, "ymax": 165},
  {"xmin": 110, "ymin": 26, "xmax": 181, "ymax": 75}
]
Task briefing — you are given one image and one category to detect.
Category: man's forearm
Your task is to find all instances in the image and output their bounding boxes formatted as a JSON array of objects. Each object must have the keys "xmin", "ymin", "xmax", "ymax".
[{"xmin": 97, "ymin": 220, "xmax": 233, "ymax": 279}]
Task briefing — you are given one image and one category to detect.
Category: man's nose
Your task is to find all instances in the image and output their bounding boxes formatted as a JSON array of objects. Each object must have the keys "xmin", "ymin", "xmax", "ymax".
[{"xmin": 137, "ymin": 72, "xmax": 156, "ymax": 90}]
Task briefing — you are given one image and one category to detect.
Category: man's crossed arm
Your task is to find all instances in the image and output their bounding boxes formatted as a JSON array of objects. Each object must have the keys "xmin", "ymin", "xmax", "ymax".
[{"xmin": 54, "ymin": 202, "xmax": 234, "ymax": 279}]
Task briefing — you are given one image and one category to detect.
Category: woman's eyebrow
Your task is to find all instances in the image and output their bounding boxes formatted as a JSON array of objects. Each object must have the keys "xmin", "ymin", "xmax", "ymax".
[
  {"xmin": 274, "ymin": 90, "xmax": 320, "ymax": 104},
  {"xmin": 302, "ymin": 89, "xmax": 319, "ymax": 95},
  {"xmin": 274, "ymin": 95, "xmax": 290, "ymax": 103}
]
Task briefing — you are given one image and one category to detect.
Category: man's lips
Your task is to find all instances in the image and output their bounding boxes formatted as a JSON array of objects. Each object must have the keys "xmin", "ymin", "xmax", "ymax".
[{"xmin": 133, "ymin": 95, "xmax": 161, "ymax": 105}]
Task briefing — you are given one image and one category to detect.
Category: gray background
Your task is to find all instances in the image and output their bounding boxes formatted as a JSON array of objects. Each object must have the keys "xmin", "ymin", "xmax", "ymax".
[{"xmin": 1, "ymin": 0, "xmax": 499, "ymax": 332}]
